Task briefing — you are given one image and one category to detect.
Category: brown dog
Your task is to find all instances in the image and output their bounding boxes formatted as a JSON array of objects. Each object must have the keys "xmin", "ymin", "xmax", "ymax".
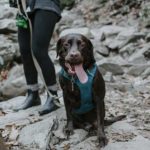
[{"xmin": 56, "ymin": 33, "xmax": 125, "ymax": 147}]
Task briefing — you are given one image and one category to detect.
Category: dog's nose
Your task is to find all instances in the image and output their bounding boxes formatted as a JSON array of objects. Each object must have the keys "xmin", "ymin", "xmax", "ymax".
[{"xmin": 70, "ymin": 51, "xmax": 80, "ymax": 58}]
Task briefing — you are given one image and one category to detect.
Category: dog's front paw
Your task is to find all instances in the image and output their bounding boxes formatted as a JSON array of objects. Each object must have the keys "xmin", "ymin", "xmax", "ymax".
[
  {"xmin": 98, "ymin": 135, "xmax": 108, "ymax": 147},
  {"xmin": 64, "ymin": 121, "xmax": 74, "ymax": 137}
]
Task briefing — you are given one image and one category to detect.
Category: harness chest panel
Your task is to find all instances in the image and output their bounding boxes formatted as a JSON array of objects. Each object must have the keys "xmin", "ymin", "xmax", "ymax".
[{"xmin": 60, "ymin": 64, "xmax": 97, "ymax": 114}]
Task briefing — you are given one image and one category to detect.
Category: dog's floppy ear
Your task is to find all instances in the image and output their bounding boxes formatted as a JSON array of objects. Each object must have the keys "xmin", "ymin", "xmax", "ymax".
[
  {"xmin": 56, "ymin": 36, "xmax": 65, "ymax": 57},
  {"xmin": 86, "ymin": 37, "xmax": 94, "ymax": 52},
  {"xmin": 83, "ymin": 36, "xmax": 95, "ymax": 64}
]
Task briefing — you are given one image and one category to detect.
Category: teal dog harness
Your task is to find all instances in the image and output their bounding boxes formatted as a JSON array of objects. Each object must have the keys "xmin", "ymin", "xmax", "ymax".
[{"xmin": 59, "ymin": 64, "xmax": 97, "ymax": 114}]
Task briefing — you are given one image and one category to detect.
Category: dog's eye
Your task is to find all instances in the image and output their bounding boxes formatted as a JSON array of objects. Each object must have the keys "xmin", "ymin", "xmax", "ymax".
[
  {"xmin": 80, "ymin": 42, "xmax": 85, "ymax": 48},
  {"xmin": 63, "ymin": 43, "xmax": 70, "ymax": 48},
  {"xmin": 77, "ymin": 40, "xmax": 85, "ymax": 48}
]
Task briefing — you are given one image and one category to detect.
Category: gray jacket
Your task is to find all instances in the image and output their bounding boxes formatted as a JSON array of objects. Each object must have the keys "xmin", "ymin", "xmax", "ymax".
[{"xmin": 27, "ymin": 0, "xmax": 61, "ymax": 19}]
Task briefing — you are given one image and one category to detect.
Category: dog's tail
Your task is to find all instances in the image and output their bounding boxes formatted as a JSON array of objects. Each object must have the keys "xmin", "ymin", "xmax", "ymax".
[{"xmin": 104, "ymin": 115, "xmax": 126, "ymax": 126}]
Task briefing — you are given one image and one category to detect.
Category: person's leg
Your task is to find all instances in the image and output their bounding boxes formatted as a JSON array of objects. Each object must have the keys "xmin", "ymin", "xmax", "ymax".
[
  {"xmin": 18, "ymin": 21, "xmax": 38, "ymax": 85},
  {"xmin": 14, "ymin": 19, "xmax": 41, "ymax": 111},
  {"xmin": 31, "ymin": 10, "xmax": 60, "ymax": 115}
]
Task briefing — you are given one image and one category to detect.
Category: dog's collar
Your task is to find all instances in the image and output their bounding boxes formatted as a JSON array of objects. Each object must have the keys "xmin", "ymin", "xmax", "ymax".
[{"xmin": 59, "ymin": 63, "xmax": 97, "ymax": 114}]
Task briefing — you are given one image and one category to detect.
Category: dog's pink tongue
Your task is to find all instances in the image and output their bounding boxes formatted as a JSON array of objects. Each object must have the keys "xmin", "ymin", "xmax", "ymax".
[{"xmin": 75, "ymin": 64, "xmax": 88, "ymax": 83}]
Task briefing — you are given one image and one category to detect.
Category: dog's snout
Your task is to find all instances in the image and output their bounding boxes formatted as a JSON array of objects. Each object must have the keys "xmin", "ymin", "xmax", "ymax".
[{"xmin": 70, "ymin": 51, "xmax": 80, "ymax": 58}]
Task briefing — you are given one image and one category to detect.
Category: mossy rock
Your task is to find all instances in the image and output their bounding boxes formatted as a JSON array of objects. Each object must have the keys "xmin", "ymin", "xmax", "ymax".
[{"xmin": 60, "ymin": 0, "xmax": 75, "ymax": 9}]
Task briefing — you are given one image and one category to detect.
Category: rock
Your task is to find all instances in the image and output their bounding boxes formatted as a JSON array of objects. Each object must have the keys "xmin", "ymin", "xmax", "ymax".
[
  {"xmin": 145, "ymin": 33, "xmax": 150, "ymax": 42},
  {"xmin": 116, "ymin": 30, "xmax": 143, "ymax": 41},
  {"xmin": 119, "ymin": 43, "xmax": 137, "ymax": 58},
  {"xmin": 104, "ymin": 28, "xmax": 145, "ymax": 51},
  {"xmin": 19, "ymin": 117, "xmax": 56, "ymax": 149},
  {"xmin": 104, "ymin": 38, "xmax": 124, "ymax": 51},
  {"xmin": 56, "ymin": 129, "xmax": 88, "ymax": 149},
  {"xmin": 97, "ymin": 59, "xmax": 124, "ymax": 75},
  {"xmin": 0, "ymin": 6, "xmax": 17, "ymax": 19},
  {"xmin": 60, "ymin": 0, "xmax": 75, "ymax": 9},
  {"xmin": 103, "ymin": 136, "xmax": 150, "ymax": 150},
  {"xmin": 107, "ymin": 120, "xmax": 138, "ymax": 135},
  {"xmin": 143, "ymin": 48, "xmax": 150, "ymax": 59},
  {"xmin": 104, "ymin": 72, "xmax": 114, "ymax": 82},
  {"xmin": 91, "ymin": 28, "xmax": 106, "ymax": 41},
  {"xmin": 0, "ymin": 65, "xmax": 26, "ymax": 99},
  {"xmin": 95, "ymin": 43, "xmax": 110, "ymax": 57},
  {"xmin": 127, "ymin": 64, "xmax": 150, "ymax": 76},
  {"xmin": 0, "ymin": 42, "xmax": 18, "ymax": 65},
  {"xmin": 141, "ymin": 67, "xmax": 150, "ymax": 78},
  {"xmin": 0, "ymin": 19, "xmax": 17, "ymax": 34},
  {"xmin": 71, "ymin": 136, "xmax": 98, "ymax": 150},
  {"xmin": 59, "ymin": 27, "xmax": 92, "ymax": 38},
  {"xmin": 140, "ymin": 2, "xmax": 150, "ymax": 28},
  {"xmin": 98, "ymin": 25, "xmax": 126, "ymax": 37},
  {"xmin": 132, "ymin": 77, "xmax": 150, "ymax": 93},
  {"xmin": 69, "ymin": 129, "xmax": 88, "ymax": 145},
  {"xmin": 106, "ymin": 82, "xmax": 133, "ymax": 92},
  {"xmin": 0, "ymin": 56, "xmax": 4, "ymax": 66},
  {"xmin": 0, "ymin": 96, "xmax": 25, "ymax": 110},
  {"xmin": 128, "ymin": 44, "xmax": 150, "ymax": 64},
  {"xmin": 18, "ymin": 108, "xmax": 66, "ymax": 149},
  {"xmin": 58, "ymin": 10, "xmax": 80, "ymax": 30}
]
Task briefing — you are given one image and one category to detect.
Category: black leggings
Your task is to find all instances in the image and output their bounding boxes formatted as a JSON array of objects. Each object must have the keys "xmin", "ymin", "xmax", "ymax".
[{"xmin": 18, "ymin": 10, "xmax": 59, "ymax": 87}]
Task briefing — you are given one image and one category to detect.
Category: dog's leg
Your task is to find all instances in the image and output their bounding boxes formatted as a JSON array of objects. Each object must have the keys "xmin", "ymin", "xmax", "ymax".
[
  {"xmin": 96, "ymin": 96, "xmax": 108, "ymax": 147},
  {"xmin": 59, "ymin": 76, "xmax": 74, "ymax": 137},
  {"xmin": 63, "ymin": 91, "xmax": 74, "ymax": 137},
  {"xmin": 93, "ymin": 71, "xmax": 108, "ymax": 147}
]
